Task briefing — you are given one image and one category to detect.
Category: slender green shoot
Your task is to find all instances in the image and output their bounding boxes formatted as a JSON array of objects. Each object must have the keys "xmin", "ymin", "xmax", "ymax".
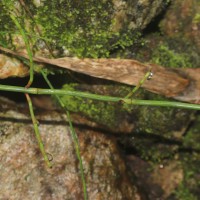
[
  {"xmin": 0, "ymin": 84, "xmax": 200, "ymax": 110},
  {"xmin": 41, "ymin": 70, "xmax": 88, "ymax": 200},
  {"xmin": 3, "ymin": 1, "xmax": 52, "ymax": 167},
  {"xmin": 9, "ymin": 14, "xmax": 34, "ymax": 87},
  {"xmin": 125, "ymin": 69, "xmax": 153, "ymax": 99},
  {"xmin": 3, "ymin": 1, "xmax": 34, "ymax": 87},
  {"xmin": 25, "ymin": 93, "xmax": 52, "ymax": 168}
]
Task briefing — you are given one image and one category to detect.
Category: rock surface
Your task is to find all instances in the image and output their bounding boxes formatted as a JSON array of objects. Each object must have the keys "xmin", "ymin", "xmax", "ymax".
[{"xmin": 0, "ymin": 97, "xmax": 140, "ymax": 200}]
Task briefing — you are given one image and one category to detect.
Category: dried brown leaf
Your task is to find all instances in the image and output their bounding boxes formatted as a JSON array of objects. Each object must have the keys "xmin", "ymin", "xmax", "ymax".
[{"xmin": 0, "ymin": 46, "xmax": 200, "ymax": 104}]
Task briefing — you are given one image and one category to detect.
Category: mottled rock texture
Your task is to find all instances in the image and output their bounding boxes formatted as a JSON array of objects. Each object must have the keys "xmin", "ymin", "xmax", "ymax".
[
  {"xmin": 112, "ymin": 0, "xmax": 168, "ymax": 31},
  {"xmin": 134, "ymin": 0, "xmax": 200, "ymax": 68},
  {"xmin": 0, "ymin": 97, "xmax": 140, "ymax": 200}
]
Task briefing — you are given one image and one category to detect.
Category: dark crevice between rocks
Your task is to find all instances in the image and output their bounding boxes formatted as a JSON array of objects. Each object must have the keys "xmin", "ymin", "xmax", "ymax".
[{"xmin": 142, "ymin": 2, "xmax": 171, "ymax": 35}]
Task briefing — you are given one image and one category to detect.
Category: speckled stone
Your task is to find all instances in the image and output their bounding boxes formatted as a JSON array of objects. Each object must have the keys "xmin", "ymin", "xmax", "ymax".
[
  {"xmin": 0, "ymin": 97, "xmax": 140, "ymax": 200},
  {"xmin": 112, "ymin": 0, "xmax": 168, "ymax": 31}
]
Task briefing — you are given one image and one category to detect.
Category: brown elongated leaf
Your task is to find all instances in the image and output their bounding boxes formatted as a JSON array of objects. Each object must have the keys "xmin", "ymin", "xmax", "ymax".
[{"xmin": 0, "ymin": 46, "xmax": 199, "ymax": 104}]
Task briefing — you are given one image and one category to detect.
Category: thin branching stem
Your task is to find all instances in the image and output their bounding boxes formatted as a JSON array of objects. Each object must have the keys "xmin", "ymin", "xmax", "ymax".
[
  {"xmin": 25, "ymin": 93, "xmax": 52, "ymax": 168},
  {"xmin": 125, "ymin": 70, "xmax": 152, "ymax": 99},
  {"xmin": 41, "ymin": 71, "xmax": 88, "ymax": 200},
  {"xmin": 2, "ymin": 2, "xmax": 52, "ymax": 167},
  {"xmin": 0, "ymin": 84, "xmax": 200, "ymax": 110}
]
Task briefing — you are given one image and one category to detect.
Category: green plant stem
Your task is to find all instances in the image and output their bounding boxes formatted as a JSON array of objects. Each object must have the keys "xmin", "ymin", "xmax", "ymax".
[
  {"xmin": 25, "ymin": 93, "xmax": 52, "ymax": 168},
  {"xmin": 125, "ymin": 70, "xmax": 151, "ymax": 99},
  {"xmin": 0, "ymin": 84, "xmax": 200, "ymax": 110},
  {"xmin": 2, "ymin": 0, "xmax": 34, "ymax": 87},
  {"xmin": 2, "ymin": 1, "xmax": 52, "ymax": 168},
  {"xmin": 8, "ymin": 12, "xmax": 34, "ymax": 87},
  {"xmin": 41, "ymin": 71, "xmax": 88, "ymax": 200}
]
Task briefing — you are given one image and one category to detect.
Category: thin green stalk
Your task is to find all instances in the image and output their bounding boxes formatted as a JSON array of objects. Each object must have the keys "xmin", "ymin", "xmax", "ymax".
[
  {"xmin": 25, "ymin": 93, "xmax": 52, "ymax": 168},
  {"xmin": 3, "ymin": 0, "xmax": 34, "ymax": 88},
  {"xmin": 0, "ymin": 84, "xmax": 200, "ymax": 110},
  {"xmin": 41, "ymin": 71, "xmax": 88, "ymax": 200},
  {"xmin": 3, "ymin": 2, "xmax": 52, "ymax": 167},
  {"xmin": 3, "ymin": 0, "xmax": 34, "ymax": 87},
  {"xmin": 125, "ymin": 70, "xmax": 152, "ymax": 99}
]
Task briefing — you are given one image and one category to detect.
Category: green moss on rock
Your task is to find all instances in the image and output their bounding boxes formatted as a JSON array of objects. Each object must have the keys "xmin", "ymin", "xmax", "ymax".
[
  {"xmin": 133, "ymin": 106, "xmax": 192, "ymax": 135},
  {"xmin": 0, "ymin": 0, "xmax": 143, "ymax": 58},
  {"xmin": 160, "ymin": 115, "xmax": 200, "ymax": 200},
  {"xmin": 0, "ymin": 1, "xmax": 15, "ymax": 47},
  {"xmin": 151, "ymin": 43, "xmax": 193, "ymax": 68},
  {"xmin": 34, "ymin": 0, "xmax": 115, "ymax": 58},
  {"xmin": 60, "ymin": 83, "xmax": 193, "ymax": 136},
  {"xmin": 0, "ymin": 0, "xmax": 170, "ymax": 58},
  {"xmin": 60, "ymin": 84, "xmax": 127, "ymax": 129}
]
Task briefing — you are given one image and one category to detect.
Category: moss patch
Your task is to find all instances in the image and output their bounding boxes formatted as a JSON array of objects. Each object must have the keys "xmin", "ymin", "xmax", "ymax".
[
  {"xmin": 151, "ymin": 43, "xmax": 193, "ymax": 68},
  {"xmin": 0, "ymin": 0, "xmax": 141, "ymax": 58},
  {"xmin": 60, "ymin": 84, "xmax": 126, "ymax": 129},
  {"xmin": 167, "ymin": 115, "xmax": 200, "ymax": 200}
]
